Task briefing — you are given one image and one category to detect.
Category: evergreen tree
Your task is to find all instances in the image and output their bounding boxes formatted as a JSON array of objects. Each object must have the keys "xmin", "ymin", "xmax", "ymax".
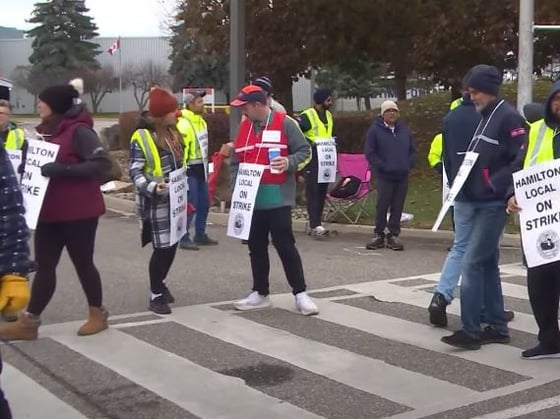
[{"xmin": 27, "ymin": 0, "xmax": 100, "ymax": 73}]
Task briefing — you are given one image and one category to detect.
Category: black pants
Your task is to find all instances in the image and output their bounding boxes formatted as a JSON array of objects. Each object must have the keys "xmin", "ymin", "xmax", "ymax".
[
  {"xmin": 305, "ymin": 148, "xmax": 329, "ymax": 229},
  {"xmin": 374, "ymin": 178, "xmax": 408, "ymax": 237},
  {"xmin": 248, "ymin": 207, "xmax": 306, "ymax": 296},
  {"xmin": 0, "ymin": 354, "xmax": 11, "ymax": 419},
  {"xmin": 527, "ymin": 262, "xmax": 560, "ymax": 349},
  {"xmin": 28, "ymin": 218, "xmax": 103, "ymax": 315},
  {"xmin": 149, "ymin": 245, "xmax": 178, "ymax": 294}
]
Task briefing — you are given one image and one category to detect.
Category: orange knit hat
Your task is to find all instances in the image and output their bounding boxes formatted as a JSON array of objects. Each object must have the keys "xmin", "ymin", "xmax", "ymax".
[{"xmin": 148, "ymin": 87, "xmax": 178, "ymax": 117}]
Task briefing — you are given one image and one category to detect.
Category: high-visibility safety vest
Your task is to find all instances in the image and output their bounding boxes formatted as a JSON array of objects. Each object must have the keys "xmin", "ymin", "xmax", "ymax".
[
  {"xmin": 428, "ymin": 133, "xmax": 443, "ymax": 168},
  {"xmin": 4, "ymin": 128, "xmax": 25, "ymax": 150},
  {"xmin": 176, "ymin": 109, "xmax": 208, "ymax": 166},
  {"xmin": 524, "ymin": 119, "xmax": 559, "ymax": 168},
  {"xmin": 450, "ymin": 97, "xmax": 463, "ymax": 110},
  {"xmin": 131, "ymin": 129, "xmax": 186, "ymax": 178},
  {"xmin": 300, "ymin": 108, "xmax": 333, "ymax": 143}
]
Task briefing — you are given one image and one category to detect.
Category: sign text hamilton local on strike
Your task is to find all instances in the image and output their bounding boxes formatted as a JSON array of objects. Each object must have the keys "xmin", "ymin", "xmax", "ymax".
[
  {"xmin": 170, "ymin": 170, "xmax": 187, "ymax": 218},
  {"xmin": 232, "ymin": 167, "xmax": 263, "ymax": 212},
  {"xmin": 516, "ymin": 166, "xmax": 560, "ymax": 231},
  {"xmin": 21, "ymin": 144, "xmax": 57, "ymax": 196}
]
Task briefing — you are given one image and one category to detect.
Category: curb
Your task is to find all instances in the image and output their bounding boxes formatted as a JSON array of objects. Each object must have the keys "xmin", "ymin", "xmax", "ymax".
[{"xmin": 103, "ymin": 195, "xmax": 521, "ymax": 248}]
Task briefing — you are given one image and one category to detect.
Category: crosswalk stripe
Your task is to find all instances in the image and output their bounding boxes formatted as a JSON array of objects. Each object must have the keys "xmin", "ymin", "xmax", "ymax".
[
  {"xmin": 2, "ymin": 363, "xmax": 88, "ymax": 419},
  {"xmin": 472, "ymin": 395, "xmax": 560, "ymax": 419},
  {"xmin": 342, "ymin": 278, "xmax": 540, "ymax": 336},
  {"xmin": 269, "ymin": 294, "xmax": 557, "ymax": 381},
  {"xmin": 169, "ymin": 305, "xmax": 475, "ymax": 410},
  {"xmin": 45, "ymin": 324, "xmax": 322, "ymax": 419}
]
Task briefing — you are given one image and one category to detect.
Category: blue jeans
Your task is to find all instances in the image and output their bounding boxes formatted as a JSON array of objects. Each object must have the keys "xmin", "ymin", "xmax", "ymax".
[
  {"xmin": 435, "ymin": 205, "xmax": 471, "ymax": 303},
  {"xmin": 182, "ymin": 175, "xmax": 209, "ymax": 241},
  {"xmin": 456, "ymin": 200, "xmax": 508, "ymax": 337}
]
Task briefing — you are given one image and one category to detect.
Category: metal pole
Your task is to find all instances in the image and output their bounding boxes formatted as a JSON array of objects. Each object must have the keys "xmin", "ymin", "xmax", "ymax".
[
  {"xmin": 517, "ymin": 0, "xmax": 534, "ymax": 114},
  {"xmin": 118, "ymin": 36, "xmax": 123, "ymax": 114},
  {"xmin": 229, "ymin": 0, "xmax": 245, "ymax": 139}
]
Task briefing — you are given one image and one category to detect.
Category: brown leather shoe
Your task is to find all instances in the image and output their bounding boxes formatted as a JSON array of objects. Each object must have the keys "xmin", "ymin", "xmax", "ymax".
[
  {"xmin": 77, "ymin": 306, "xmax": 109, "ymax": 336},
  {"xmin": 0, "ymin": 312, "xmax": 40, "ymax": 341}
]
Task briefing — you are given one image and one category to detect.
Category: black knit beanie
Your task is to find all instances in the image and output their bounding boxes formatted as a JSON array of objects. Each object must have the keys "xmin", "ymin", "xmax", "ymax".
[
  {"xmin": 466, "ymin": 65, "xmax": 502, "ymax": 96},
  {"xmin": 313, "ymin": 88, "xmax": 332, "ymax": 104},
  {"xmin": 38, "ymin": 85, "xmax": 79, "ymax": 115}
]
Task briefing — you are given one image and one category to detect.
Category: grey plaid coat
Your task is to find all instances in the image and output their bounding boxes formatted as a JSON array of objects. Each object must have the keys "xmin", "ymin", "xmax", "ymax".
[{"xmin": 129, "ymin": 118, "xmax": 184, "ymax": 249}]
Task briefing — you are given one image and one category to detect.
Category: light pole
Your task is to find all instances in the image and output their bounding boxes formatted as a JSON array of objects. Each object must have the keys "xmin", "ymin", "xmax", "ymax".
[
  {"xmin": 229, "ymin": 0, "xmax": 245, "ymax": 139},
  {"xmin": 517, "ymin": 0, "xmax": 534, "ymax": 114},
  {"xmin": 517, "ymin": 0, "xmax": 560, "ymax": 113}
]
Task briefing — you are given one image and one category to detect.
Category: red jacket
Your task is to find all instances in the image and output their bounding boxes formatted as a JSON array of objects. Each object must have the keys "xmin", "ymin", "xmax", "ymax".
[{"xmin": 39, "ymin": 109, "xmax": 105, "ymax": 222}]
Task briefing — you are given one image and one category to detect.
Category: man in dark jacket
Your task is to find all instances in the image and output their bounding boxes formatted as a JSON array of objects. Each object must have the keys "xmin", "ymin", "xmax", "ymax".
[
  {"xmin": 507, "ymin": 81, "xmax": 560, "ymax": 359},
  {"xmin": 0, "ymin": 144, "xmax": 34, "ymax": 418},
  {"xmin": 441, "ymin": 64, "xmax": 527, "ymax": 350},
  {"xmin": 365, "ymin": 100, "xmax": 415, "ymax": 250}
]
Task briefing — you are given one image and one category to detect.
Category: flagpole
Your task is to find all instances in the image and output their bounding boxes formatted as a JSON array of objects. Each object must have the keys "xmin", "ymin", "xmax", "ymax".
[{"xmin": 118, "ymin": 36, "xmax": 122, "ymax": 114}]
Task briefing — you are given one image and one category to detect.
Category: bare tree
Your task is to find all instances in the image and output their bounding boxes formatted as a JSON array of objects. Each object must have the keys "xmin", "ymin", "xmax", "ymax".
[
  {"xmin": 82, "ymin": 65, "xmax": 125, "ymax": 113},
  {"xmin": 123, "ymin": 61, "xmax": 171, "ymax": 110}
]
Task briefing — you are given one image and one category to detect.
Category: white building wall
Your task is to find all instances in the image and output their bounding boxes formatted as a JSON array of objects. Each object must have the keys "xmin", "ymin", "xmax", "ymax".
[{"xmin": 0, "ymin": 37, "xmax": 173, "ymax": 114}]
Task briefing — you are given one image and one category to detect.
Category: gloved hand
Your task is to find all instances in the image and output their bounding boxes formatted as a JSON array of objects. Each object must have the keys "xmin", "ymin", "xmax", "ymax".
[
  {"xmin": 0, "ymin": 274, "xmax": 30, "ymax": 314},
  {"xmin": 41, "ymin": 162, "xmax": 68, "ymax": 178}
]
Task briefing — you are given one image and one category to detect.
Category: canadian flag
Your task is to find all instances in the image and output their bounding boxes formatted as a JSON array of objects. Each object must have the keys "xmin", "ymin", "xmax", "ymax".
[{"xmin": 107, "ymin": 38, "xmax": 120, "ymax": 55}]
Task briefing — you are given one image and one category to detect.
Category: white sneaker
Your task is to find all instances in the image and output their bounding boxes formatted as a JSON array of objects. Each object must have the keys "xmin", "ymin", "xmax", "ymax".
[
  {"xmin": 295, "ymin": 292, "xmax": 319, "ymax": 316},
  {"xmin": 233, "ymin": 291, "xmax": 272, "ymax": 311}
]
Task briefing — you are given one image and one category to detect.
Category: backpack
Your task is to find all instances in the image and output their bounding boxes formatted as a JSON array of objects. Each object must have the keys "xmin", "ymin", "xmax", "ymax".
[{"xmin": 329, "ymin": 175, "xmax": 361, "ymax": 198}]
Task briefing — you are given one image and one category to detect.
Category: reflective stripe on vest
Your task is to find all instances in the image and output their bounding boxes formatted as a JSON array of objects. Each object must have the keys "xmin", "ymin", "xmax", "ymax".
[
  {"xmin": 133, "ymin": 129, "xmax": 163, "ymax": 178},
  {"xmin": 524, "ymin": 120, "xmax": 555, "ymax": 168},
  {"xmin": 177, "ymin": 115, "xmax": 207, "ymax": 166},
  {"xmin": 301, "ymin": 108, "xmax": 333, "ymax": 143},
  {"xmin": 5, "ymin": 129, "xmax": 24, "ymax": 150}
]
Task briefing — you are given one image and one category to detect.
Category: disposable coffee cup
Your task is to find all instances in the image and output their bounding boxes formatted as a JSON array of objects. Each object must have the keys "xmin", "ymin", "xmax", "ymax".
[{"xmin": 268, "ymin": 147, "xmax": 281, "ymax": 174}]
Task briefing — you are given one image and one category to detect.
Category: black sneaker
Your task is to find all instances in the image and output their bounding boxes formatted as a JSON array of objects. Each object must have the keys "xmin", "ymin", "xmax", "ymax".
[
  {"xmin": 481, "ymin": 326, "xmax": 510, "ymax": 345},
  {"xmin": 366, "ymin": 234, "xmax": 385, "ymax": 250},
  {"xmin": 162, "ymin": 286, "xmax": 175, "ymax": 304},
  {"xmin": 522, "ymin": 344, "xmax": 560, "ymax": 360},
  {"xmin": 428, "ymin": 292, "xmax": 448, "ymax": 327},
  {"xmin": 504, "ymin": 310, "xmax": 515, "ymax": 322},
  {"xmin": 441, "ymin": 330, "xmax": 481, "ymax": 350},
  {"xmin": 149, "ymin": 296, "xmax": 171, "ymax": 315},
  {"xmin": 386, "ymin": 235, "xmax": 404, "ymax": 251},
  {"xmin": 180, "ymin": 238, "xmax": 199, "ymax": 251},
  {"xmin": 194, "ymin": 234, "xmax": 218, "ymax": 246}
]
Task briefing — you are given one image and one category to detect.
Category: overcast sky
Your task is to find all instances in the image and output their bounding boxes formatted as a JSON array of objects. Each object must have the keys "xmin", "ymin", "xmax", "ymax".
[{"xmin": 0, "ymin": 0, "xmax": 178, "ymax": 37}]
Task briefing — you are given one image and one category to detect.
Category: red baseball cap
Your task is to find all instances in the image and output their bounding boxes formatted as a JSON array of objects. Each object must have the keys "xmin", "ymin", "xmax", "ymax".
[{"xmin": 230, "ymin": 85, "xmax": 268, "ymax": 107}]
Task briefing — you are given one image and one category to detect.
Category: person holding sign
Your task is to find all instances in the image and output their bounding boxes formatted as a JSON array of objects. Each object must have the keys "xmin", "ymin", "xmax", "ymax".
[
  {"xmin": 365, "ymin": 100, "xmax": 415, "ymax": 251},
  {"xmin": 177, "ymin": 90, "xmax": 218, "ymax": 250},
  {"xmin": 506, "ymin": 80, "xmax": 560, "ymax": 359},
  {"xmin": 0, "ymin": 79, "xmax": 112, "ymax": 341},
  {"xmin": 0, "ymin": 144, "xmax": 35, "ymax": 419},
  {"xmin": 440, "ymin": 65, "xmax": 527, "ymax": 350},
  {"xmin": 229, "ymin": 85, "xmax": 318, "ymax": 315},
  {"xmin": 130, "ymin": 87, "xmax": 187, "ymax": 315},
  {"xmin": 298, "ymin": 88, "xmax": 335, "ymax": 239}
]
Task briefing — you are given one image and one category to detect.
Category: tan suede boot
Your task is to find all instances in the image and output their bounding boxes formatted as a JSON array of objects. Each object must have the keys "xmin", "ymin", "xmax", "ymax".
[
  {"xmin": 0, "ymin": 312, "xmax": 41, "ymax": 341},
  {"xmin": 77, "ymin": 306, "xmax": 109, "ymax": 336}
]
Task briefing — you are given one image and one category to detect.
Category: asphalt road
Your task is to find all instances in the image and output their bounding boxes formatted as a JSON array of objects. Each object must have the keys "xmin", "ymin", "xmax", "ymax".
[{"xmin": 4, "ymin": 212, "xmax": 559, "ymax": 419}]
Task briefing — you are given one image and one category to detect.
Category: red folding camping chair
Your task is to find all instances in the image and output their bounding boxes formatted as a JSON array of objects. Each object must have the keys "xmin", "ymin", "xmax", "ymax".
[{"xmin": 324, "ymin": 153, "xmax": 373, "ymax": 224}]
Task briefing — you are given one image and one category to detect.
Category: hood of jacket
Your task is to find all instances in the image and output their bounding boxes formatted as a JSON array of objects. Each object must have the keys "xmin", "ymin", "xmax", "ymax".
[
  {"xmin": 136, "ymin": 111, "xmax": 155, "ymax": 131},
  {"xmin": 544, "ymin": 80, "xmax": 560, "ymax": 128}
]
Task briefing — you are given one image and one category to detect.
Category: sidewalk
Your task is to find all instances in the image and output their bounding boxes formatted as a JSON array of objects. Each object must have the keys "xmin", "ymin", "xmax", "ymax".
[{"xmin": 103, "ymin": 195, "xmax": 521, "ymax": 248}]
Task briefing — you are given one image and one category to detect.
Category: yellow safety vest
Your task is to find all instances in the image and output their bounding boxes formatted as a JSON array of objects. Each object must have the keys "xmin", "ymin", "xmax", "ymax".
[
  {"xmin": 524, "ymin": 119, "xmax": 557, "ymax": 168},
  {"xmin": 4, "ymin": 128, "xmax": 25, "ymax": 150},
  {"xmin": 450, "ymin": 97, "xmax": 463, "ymax": 110},
  {"xmin": 176, "ymin": 109, "xmax": 208, "ymax": 166},
  {"xmin": 428, "ymin": 133, "xmax": 443, "ymax": 168},
  {"xmin": 300, "ymin": 108, "xmax": 333, "ymax": 143},
  {"xmin": 131, "ymin": 129, "xmax": 187, "ymax": 178}
]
